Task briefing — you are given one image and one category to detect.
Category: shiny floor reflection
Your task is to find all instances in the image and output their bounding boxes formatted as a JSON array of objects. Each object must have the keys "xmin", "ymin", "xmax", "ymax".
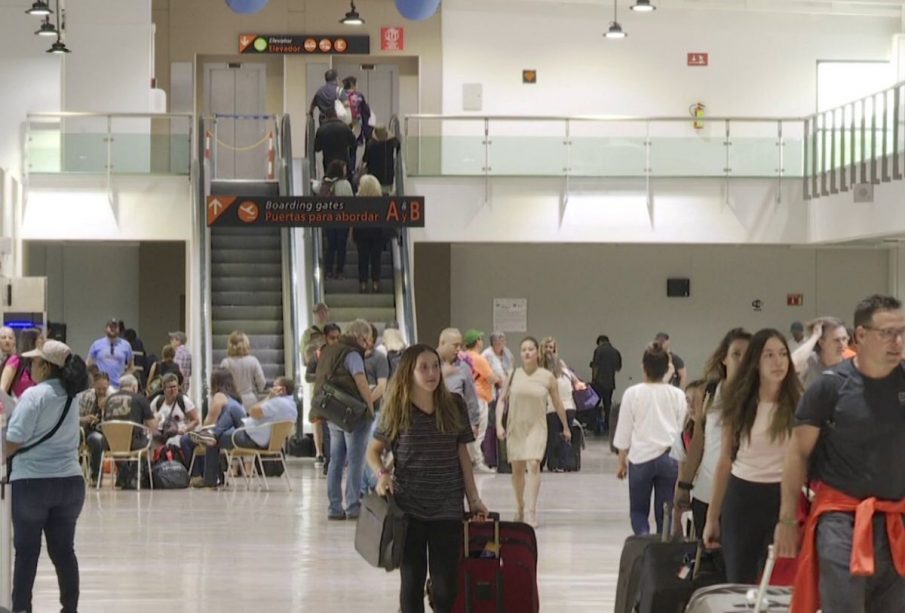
[{"xmin": 28, "ymin": 439, "xmax": 630, "ymax": 612}]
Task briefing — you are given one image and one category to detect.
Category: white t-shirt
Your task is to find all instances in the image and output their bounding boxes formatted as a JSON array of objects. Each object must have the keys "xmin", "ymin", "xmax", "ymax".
[
  {"xmin": 614, "ymin": 382, "xmax": 687, "ymax": 465},
  {"xmin": 242, "ymin": 395, "xmax": 298, "ymax": 448},
  {"xmin": 153, "ymin": 394, "xmax": 196, "ymax": 426},
  {"xmin": 668, "ymin": 383, "xmax": 723, "ymax": 504},
  {"xmin": 546, "ymin": 374, "xmax": 576, "ymax": 414},
  {"xmin": 731, "ymin": 401, "xmax": 789, "ymax": 483}
]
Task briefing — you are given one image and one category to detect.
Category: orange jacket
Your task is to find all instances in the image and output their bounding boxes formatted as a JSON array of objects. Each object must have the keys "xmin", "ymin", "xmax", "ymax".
[{"xmin": 791, "ymin": 482, "xmax": 905, "ymax": 613}]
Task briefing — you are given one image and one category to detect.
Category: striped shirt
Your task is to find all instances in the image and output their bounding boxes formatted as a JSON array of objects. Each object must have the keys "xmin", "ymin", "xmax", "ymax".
[{"xmin": 375, "ymin": 397, "xmax": 474, "ymax": 520}]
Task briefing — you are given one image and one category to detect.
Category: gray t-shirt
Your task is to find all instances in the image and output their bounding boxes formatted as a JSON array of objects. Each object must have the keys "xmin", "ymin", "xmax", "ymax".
[{"xmin": 365, "ymin": 351, "xmax": 389, "ymax": 411}]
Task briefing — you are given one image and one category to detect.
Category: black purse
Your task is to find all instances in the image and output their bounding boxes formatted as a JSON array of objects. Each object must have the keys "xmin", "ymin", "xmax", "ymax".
[
  {"xmin": 355, "ymin": 492, "xmax": 408, "ymax": 571},
  {"xmin": 311, "ymin": 381, "xmax": 369, "ymax": 432}
]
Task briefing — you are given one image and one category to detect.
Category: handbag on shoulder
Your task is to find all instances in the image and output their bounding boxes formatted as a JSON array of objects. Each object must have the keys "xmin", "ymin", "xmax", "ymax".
[{"xmin": 310, "ymin": 380, "xmax": 369, "ymax": 433}]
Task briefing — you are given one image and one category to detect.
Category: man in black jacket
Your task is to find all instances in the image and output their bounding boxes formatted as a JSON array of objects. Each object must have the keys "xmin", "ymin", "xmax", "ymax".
[{"xmin": 590, "ymin": 334, "xmax": 621, "ymax": 435}]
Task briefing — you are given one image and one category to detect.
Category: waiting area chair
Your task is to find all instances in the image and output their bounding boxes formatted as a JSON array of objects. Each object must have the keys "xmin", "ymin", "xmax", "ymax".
[
  {"xmin": 224, "ymin": 420, "xmax": 294, "ymax": 492},
  {"xmin": 96, "ymin": 420, "xmax": 153, "ymax": 491}
]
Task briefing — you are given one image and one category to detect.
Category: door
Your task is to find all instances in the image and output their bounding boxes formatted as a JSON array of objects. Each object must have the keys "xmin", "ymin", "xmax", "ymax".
[{"xmin": 204, "ymin": 63, "xmax": 268, "ymax": 180}]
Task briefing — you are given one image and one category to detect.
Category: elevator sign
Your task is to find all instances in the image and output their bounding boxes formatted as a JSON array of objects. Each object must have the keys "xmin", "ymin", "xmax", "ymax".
[
  {"xmin": 207, "ymin": 195, "xmax": 425, "ymax": 228},
  {"xmin": 239, "ymin": 34, "xmax": 371, "ymax": 55},
  {"xmin": 687, "ymin": 53, "xmax": 709, "ymax": 67}
]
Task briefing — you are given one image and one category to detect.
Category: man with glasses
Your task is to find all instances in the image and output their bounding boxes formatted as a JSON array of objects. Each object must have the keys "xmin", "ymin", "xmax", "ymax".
[
  {"xmin": 791, "ymin": 316, "xmax": 850, "ymax": 389},
  {"xmin": 87, "ymin": 318, "xmax": 134, "ymax": 388},
  {"xmin": 775, "ymin": 294, "xmax": 905, "ymax": 613}
]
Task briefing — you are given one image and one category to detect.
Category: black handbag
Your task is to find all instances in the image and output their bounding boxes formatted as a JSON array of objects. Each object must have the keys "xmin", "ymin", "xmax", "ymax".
[
  {"xmin": 311, "ymin": 380, "xmax": 369, "ymax": 433},
  {"xmin": 151, "ymin": 460, "xmax": 189, "ymax": 489},
  {"xmin": 355, "ymin": 492, "xmax": 408, "ymax": 571}
]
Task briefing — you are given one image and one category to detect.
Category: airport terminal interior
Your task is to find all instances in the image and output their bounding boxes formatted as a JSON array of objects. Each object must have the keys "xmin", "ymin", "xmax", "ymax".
[{"xmin": 3, "ymin": 0, "xmax": 905, "ymax": 611}]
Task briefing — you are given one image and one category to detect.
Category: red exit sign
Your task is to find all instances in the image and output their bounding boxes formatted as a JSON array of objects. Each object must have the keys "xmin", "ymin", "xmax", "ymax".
[
  {"xmin": 787, "ymin": 293, "xmax": 804, "ymax": 306},
  {"xmin": 687, "ymin": 53, "xmax": 709, "ymax": 67}
]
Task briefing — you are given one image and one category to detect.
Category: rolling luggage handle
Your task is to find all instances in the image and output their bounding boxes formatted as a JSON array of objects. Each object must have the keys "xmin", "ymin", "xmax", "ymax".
[
  {"xmin": 750, "ymin": 545, "xmax": 777, "ymax": 613},
  {"xmin": 463, "ymin": 512, "xmax": 501, "ymax": 558}
]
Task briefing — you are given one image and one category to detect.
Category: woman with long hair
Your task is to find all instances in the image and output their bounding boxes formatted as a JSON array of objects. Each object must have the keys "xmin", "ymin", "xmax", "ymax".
[
  {"xmin": 220, "ymin": 331, "xmax": 266, "ymax": 409},
  {"xmin": 4, "ymin": 340, "xmax": 88, "ymax": 613},
  {"xmin": 702, "ymin": 329, "xmax": 802, "ymax": 583},
  {"xmin": 188, "ymin": 367, "xmax": 248, "ymax": 488},
  {"xmin": 541, "ymin": 348, "xmax": 577, "ymax": 472},
  {"xmin": 613, "ymin": 341, "xmax": 687, "ymax": 535},
  {"xmin": 1, "ymin": 328, "xmax": 44, "ymax": 399},
  {"xmin": 673, "ymin": 327, "xmax": 751, "ymax": 537},
  {"xmin": 367, "ymin": 344, "xmax": 487, "ymax": 613},
  {"xmin": 496, "ymin": 337, "xmax": 571, "ymax": 527},
  {"xmin": 353, "ymin": 174, "xmax": 389, "ymax": 294}
]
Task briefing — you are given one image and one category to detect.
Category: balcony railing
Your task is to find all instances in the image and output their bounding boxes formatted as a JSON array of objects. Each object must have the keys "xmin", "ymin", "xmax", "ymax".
[
  {"xmin": 403, "ymin": 115, "xmax": 804, "ymax": 180},
  {"xmin": 25, "ymin": 112, "xmax": 193, "ymax": 176}
]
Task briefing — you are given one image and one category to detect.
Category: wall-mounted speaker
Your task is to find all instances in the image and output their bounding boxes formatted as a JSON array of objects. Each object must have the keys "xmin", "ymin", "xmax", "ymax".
[{"xmin": 667, "ymin": 278, "xmax": 690, "ymax": 297}]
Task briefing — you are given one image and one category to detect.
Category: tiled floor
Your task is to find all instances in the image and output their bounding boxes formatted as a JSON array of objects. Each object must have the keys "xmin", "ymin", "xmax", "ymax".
[{"xmin": 27, "ymin": 439, "xmax": 632, "ymax": 612}]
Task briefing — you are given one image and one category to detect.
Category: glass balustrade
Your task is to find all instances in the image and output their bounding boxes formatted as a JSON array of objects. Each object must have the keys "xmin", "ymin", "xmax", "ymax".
[{"xmin": 26, "ymin": 113, "xmax": 193, "ymax": 176}]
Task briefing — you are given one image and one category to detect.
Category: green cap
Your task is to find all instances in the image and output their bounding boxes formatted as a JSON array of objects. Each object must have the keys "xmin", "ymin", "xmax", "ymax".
[{"xmin": 463, "ymin": 329, "xmax": 484, "ymax": 347}]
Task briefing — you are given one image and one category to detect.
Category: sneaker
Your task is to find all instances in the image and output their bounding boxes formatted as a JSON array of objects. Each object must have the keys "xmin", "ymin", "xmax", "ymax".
[
  {"xmin": 328, "ymin": 512, "xmax": 347, "ymax": 521},
  {"xmin": 189, "ymin": 431, "xmax": 217, "ymax": 447},
  {"xmin": 472, "ymin": 462, "xmax": 495, "ymax": 474}
]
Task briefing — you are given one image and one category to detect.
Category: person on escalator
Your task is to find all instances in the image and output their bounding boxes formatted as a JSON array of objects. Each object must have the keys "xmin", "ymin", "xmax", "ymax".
[
  {"xmin": 321, "ymin": 160, "xmax": 354, "ymax": 281},
  {"xmin": 353, "ymin": 175, "xmax": 388, "ymax": 294},
  {"xmin": 315, "ymin": 107, "xmax": 356, "ymax": 175},
  {"xmin": 362, "ymin": 126, "xmax": 400, "ymax": 194}
]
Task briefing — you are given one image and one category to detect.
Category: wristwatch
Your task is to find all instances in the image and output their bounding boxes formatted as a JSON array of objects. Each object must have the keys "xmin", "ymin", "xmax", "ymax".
[{"xmin": 677, "ymin": 481, "xmax": 694, "ymax": 491}]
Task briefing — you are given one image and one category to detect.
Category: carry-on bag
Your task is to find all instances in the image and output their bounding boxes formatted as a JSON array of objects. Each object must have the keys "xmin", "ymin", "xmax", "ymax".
[
  {"xmin": 354, "ymin": 493, "xmax": 408, "ymax": 571},
  {"xmin": 496, "ymin": 438, "xmax": 512, "ymax": 474},
  {"xmin": 482, "ymin": 403, "xmax": 499, "ymax": 468},
  {"xmin": 684, "ymin": 545, "xmax": 792, "ymax": 613},
  {"xmin": 452, "ymin": 514, "xmax": 539, "ymax": 613},
  {"xmin": 310, "ymin": 381, "xmax": 369, "ymax": 432}
]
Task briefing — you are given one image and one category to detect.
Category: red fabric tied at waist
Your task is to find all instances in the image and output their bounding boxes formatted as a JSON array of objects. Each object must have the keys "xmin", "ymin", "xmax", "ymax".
[{"xmin": 791, "ymin": 482, "xmax": 905, "ymax": 613}]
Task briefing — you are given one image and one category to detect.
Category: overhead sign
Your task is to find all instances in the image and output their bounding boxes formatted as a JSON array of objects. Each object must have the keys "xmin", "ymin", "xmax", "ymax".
[
  {"xmin": 687, "ymin": 52, "xmax": 709, "ymax": 67},
  {"xmin": 239, "ymin": 34, "xmax": 370, "ymax": 55},
  {"xmin": 380, "ymin": 27, "xmax": 405, "ymax": 51},
  {"xmin": 207, "ymin": 195, "xmax": 424, "ymax": 228},
  {"xmin": 787, "ymin": 293, "xmax": 804, "ymax": 306}
]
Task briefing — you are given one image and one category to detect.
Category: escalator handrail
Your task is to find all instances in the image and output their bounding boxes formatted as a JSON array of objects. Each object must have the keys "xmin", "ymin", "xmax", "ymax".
[{"xmin": 389, "ymin": 114, "xmax": 417, "ymax": 345}]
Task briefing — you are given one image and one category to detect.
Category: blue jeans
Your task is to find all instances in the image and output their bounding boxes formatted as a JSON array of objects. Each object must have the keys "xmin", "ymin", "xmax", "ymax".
[
  {"xmin": 327, "ymin": 418, "xmax": 372, "ymax": 517},
  {"xmin": 202, "ymin": 401, "xmax": 247, "ymax": 486},
  {"xmin": 12, "ymin": 476, "xmax": 86, "ymax": 613},
  {"xmin": 627, "ymin": 450, "xmax": 678, "ymax": 535},
  {"xmin": 360, "ymin": 416, "xmax": 380, "ymax": 496}
]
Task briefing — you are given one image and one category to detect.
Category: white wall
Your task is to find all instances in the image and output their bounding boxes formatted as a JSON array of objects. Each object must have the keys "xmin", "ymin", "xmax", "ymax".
[
  {"xmin": 409, "ymin": 176, "xmax": 807, "ymax": 243},
  {"xmin": 449, "ymin": 243, "xmax": 889, "ymax": 397},
  {"xmin": 21, "ymin": 175, "xmax": 193, "ymax": 241},
  {"xmin": 442, "ymin": 2, "xmax": 898, "ymax": 117},
  {"xmin": 25, "ymin": 243, "xmax": 140, "ymax": 358}
]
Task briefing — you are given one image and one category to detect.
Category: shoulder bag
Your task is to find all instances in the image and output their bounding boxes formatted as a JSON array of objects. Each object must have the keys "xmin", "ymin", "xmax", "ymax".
[
  {"xmin": 4, "ymin": 395, "xmax": 74, "ymax": 482},
  {"xmin": 310, "ymin": 353, "xmax": 369, "ymax": 432}
]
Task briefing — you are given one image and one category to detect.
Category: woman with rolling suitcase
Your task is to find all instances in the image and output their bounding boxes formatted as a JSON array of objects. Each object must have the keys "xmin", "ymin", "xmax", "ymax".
[
  {"xmin": 702, "ymin": 329, "xmax": 802, "ymax": 583},
  {"xmin": 367, "ymin": 344, "xmax": 488, "ymax": 613}
]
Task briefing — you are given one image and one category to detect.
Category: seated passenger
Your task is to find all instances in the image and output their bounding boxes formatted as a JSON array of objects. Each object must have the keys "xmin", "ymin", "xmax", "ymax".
[
  {"xmin": 87, "ymin": 374, "xmax": 157, "ymax": 489},
  {"xmin": 186, "ymin": 368, "xmax": 247, "ymax": 488},
  {"xmin": 79, "ymin": 370, "xmax": 111, "ymax": 482},
  {"xmin": 239, "ymin": 376, "xmax": 298, "ymax": 449},
  {"xmin": 151, "ymin": 373, "xmax": 200, "ymax": 445}
]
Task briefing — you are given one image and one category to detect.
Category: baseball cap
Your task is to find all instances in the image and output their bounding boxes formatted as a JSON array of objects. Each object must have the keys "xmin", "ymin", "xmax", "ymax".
[
  {"xmin": 463, "ymin": 329, "xmax": 484, "ymax": 347},
  {"xmin": 790, "ymin": 321, "xmax": 804, "ymax": 333},
  {"xmin": 23, "ymin": 339, "xmax": 71, "ymax": 368},
  {"xmin": 169, "ymin": 331, "xmax": 187, "ymax": 344}
]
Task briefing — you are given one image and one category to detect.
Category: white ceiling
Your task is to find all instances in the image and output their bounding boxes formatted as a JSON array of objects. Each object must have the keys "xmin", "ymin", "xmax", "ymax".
[{"xmin": 445, "ymin": 0, "xmax": 905, "ymax": 18}]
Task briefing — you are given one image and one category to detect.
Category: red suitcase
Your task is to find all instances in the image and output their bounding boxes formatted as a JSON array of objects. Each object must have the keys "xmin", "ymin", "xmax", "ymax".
[{"xmin": 452, "ymin": 516, "xmax": 539, "ymax": 612}]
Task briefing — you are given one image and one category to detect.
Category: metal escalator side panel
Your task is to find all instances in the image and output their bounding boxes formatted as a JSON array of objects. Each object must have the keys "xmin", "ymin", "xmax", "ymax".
[{"xmin": 390, "ymin": 113, "xmax": 417, "ymax": 345}]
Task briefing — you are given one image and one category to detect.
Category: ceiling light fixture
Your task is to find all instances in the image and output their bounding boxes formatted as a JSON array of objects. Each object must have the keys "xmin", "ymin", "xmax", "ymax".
[
  {"xmin": 605, "ymin": 1, "xmax": 627, "ymax": 39},
  {"xmin": 340, "ymin": 1, "xmax": 364, "ymax": 25},
  {"xmin": 35, "ymin": 17, "xmax": 58, "ymax": 37},
  {"xmin": 25, "ymin": 1, "xmax": 52, "ymax": 16},
  {"xmin": 631, "ymin": 0, "xmax": 656, "ymax": 12},
  {"xmin": 47, "ymin": 38, "xmax": 70, "ymax": 54}
]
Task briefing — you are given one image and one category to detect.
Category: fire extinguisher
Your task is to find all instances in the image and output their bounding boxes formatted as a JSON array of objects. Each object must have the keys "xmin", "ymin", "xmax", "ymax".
[{"xmin": 689, "ymin": 102, "xmax": 705, "ymax": 130}]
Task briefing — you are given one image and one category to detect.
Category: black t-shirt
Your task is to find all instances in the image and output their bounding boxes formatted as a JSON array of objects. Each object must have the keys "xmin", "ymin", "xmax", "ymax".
[
  {"xmin": 669, "ymin": 353, "xmax": 685, "ymax": 388},
  {"xmin": 314, "ymin": 120, "xmax": 356, "ymax": 167},
  {"xmin": 104, "ymin": 391, "xmax": 154, "ymax": 444},
  {"xmin": 363, "ymin": 138, "xmax": 400, "ymax": 186},
  {"xmin": 591, "ymin": 343, "xmax": 622, "ymax": 389},
  {"xmin": 796, "ymin": 360, "xmax": 905, "ymax": 500},
  {"xmin": 374, "ymin": 395, "xmax": 474, "ymax": 520}
]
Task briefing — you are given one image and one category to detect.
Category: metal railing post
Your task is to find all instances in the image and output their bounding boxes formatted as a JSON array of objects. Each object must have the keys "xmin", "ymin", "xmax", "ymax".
[
  {"xmin": 883, "ymin": 89, "xmax": 891, "ymax": 182},
  {"xmin": 777, "ymin": 120, "xmax": 784, "ymax": 204},
  {"xmin": 840, "ymin": 105, "xmax": 848, "ymax": 192},
  {"xmin": 724, "ymin": 119, "xmax": 732, "ymax": 206},
  {"xmin": 895, "ymin": 86, "xmax": 903, "ymax": 180},
  {"xmin": 482, "ymin": 118, "xmax": 491, "ymax": 204},
  {"xmin": 803, "ymin": 117, "xmax": 810, "ymax": 200},
  {"xmin": 872, "ymin": 93, "xmax": 880, "ymax": 184},
  {"xmin": 860, "ymin": 100, "xmax": 868, "ymax": 184},
  {"xmin": 830, "ymin": 110, "xmax": 838, "ymax": 194}
]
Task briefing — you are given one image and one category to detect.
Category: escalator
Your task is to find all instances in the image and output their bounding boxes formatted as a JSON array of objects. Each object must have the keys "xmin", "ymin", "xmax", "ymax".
[
  {"xmin": 197, "ymin": 114, "xmax": 301, "ymax": 402},
  {"xmin": 304, "ymin": 115, "xmax": 416, "ymax": 342}
]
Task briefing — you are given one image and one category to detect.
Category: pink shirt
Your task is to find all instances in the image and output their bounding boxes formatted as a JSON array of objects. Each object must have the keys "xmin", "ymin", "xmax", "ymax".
[{"xmin": 5, "ymin": 355, "xmax": 36, "ymax": 399}]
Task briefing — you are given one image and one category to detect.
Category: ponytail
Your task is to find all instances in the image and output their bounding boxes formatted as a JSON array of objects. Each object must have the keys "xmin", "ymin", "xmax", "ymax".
[{"xmin": 58, "ymin": 354, "xmax": 89, "ymax": 397}]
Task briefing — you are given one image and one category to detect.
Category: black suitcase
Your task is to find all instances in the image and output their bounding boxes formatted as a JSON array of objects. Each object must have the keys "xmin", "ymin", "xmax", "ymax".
[
  {"xmin": 548, "ymin": 422, "xmax": 585, "ymax": 472},
  {"xmin": 635, "ymin": 541, "xmax": 726, "ymax": 613},
  {"xmin": 615, "ymin": 503, "xmax": 673, "ymax": 613}
]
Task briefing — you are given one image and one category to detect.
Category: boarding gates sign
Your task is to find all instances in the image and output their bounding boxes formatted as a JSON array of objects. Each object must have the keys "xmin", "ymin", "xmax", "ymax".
[{"xmin": 207, "ymin": 195, "xmax": 425, "ymax": 228}]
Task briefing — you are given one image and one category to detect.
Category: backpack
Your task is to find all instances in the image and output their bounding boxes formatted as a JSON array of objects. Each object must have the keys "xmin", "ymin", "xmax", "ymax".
[
  {"xmin": 348, "ymin": 91, "xmax": 364, "ymax": 121},
  {"xmin": 319, "ymin": 178, "xmax": 337, "ymax": 197}
]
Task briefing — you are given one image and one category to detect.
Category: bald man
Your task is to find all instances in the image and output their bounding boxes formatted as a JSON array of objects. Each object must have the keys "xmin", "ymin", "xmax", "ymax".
[{"xmin": 437, "ymin": 328, "xmax": 481, "ymax": 432}]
